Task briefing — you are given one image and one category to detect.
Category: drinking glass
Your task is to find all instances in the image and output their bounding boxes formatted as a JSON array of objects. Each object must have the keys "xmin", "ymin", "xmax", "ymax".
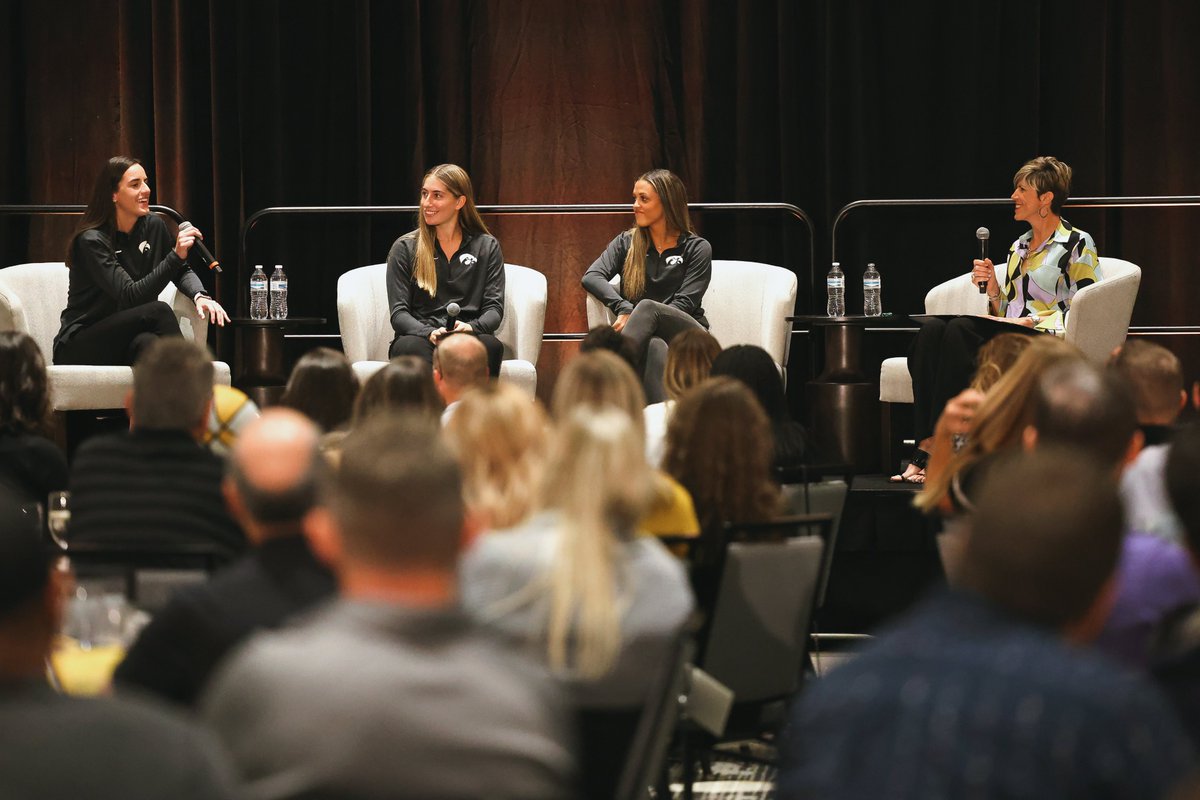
[{"xmin": 46, "ymin": 491, "xmax": 70, "ymax": 549}]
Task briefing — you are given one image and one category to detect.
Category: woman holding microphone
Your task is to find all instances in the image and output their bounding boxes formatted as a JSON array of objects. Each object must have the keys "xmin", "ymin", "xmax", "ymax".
[
  {"xmin": 54, "ymin": 156, "xmax": 228, "ymax": 366},
  {"xmin": 895, "ymin": 156, "xmax": 1100, "ymax": 483},
  {"xmin": 386, "ymin": 164, "xmax": 505, "ymax": 377}
]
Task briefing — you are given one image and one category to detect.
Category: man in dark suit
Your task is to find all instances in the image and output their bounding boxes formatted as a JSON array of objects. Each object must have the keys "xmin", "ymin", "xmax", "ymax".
[{"xmin": 115, "ymin": 407, "xmax": 335, "ymax": 707}]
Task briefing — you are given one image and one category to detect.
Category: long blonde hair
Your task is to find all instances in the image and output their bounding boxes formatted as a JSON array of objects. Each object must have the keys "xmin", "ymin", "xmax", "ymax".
[
  {"xmin": 621, "ymin": 169, "xmax": 693, "ymax": 303},
  {"xmin": 541, "ymin": 408, "xmax": 655, "ymax": 678},
  {"xmin": 408, "ymin": 164, "xmax": 491, "ymax": 297},
  {"xmin": 551, "ymin": 351, "xmax": 646, "ymax": 438},
  {"xmin": 445, "ymin": 383, "xmax": 550, "ymax": 530},
  {"xmin": 916, "ymin": 336, "xmax": 1083, "ymax": 512}
]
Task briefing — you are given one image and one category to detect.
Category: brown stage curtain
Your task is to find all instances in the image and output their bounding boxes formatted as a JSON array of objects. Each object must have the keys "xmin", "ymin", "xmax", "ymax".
[{"xmin": 4, "ymin": 1, "xmax": 1200, "ymax": 379}]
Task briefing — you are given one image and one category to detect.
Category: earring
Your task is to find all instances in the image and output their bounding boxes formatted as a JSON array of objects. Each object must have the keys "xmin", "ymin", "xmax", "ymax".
[{"xmin": 1039, "ymin": 207, "xmax": 1048, "ymax": 219}]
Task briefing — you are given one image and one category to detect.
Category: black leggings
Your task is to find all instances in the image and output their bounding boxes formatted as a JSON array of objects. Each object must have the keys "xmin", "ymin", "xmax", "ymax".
[
  {"xmin": 54, "ymin": 301, "xmax": 183, "ymax": 366},
  {"xmin": 908, "ymin": 315, "xmax": 1040, "ymax": 443},
  {"xmin": 390, "ymin": 332, "xmax": 504, "ymax": 377}
]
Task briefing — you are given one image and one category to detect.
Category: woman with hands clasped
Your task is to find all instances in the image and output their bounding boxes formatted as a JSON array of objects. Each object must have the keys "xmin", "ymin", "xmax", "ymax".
[{"xmin": 895, "ymin": 156, "xmax": 1100, "ymax": 484}]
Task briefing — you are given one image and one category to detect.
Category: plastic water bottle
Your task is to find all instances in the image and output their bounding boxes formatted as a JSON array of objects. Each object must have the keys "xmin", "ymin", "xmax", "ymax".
[
  {"xmin": 269, "ymin": 265, "xmax": 288, "ymax": 319},
  {"xmin": 250, "ymin": 265, "xmax": 269, "ymax": 320},
  {"xmin": 826, "ymin": 262, "xmax": 845, "ymax": 317},
  {"xmin": 863, "ymin": 262, "xmax": 882, "ymax": 317}
]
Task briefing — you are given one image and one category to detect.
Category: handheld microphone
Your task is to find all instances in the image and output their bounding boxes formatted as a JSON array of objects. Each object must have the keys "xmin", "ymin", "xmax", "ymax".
[
  {"xmin": 179, "ymin": 221, "xmax": 222, "ymax": 272},
  {"xmin": 975, "ymin": 226, "xmax": 990, "ymax": 294},
  {"xmin": 446, "ymin": 302, "xmax": 461, "ymax": 324}
]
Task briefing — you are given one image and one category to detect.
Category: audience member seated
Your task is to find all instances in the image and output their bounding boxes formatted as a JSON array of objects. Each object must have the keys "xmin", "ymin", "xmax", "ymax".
[
  {"xmin": 1022, "ymin": 360, "xmax": 1200, "ymax": 669},
  {"xmin": 917, "ymin": 336, "xmax": 1080, "ymax": 518},
  {"xmin": 779, "ymin": 448, "xmax": 1195, "ymax": 800},
  {"xmin": 433, "ymin": 332, "xmax": 489, "ymax": 425},
  {"xmin": 203, "ymin": 384, "xmax": 260, "ymax": 457},
  {"xmin": 352, "ymin": 355, "xmax": 444, "ymax": 425},
  {"xmin": 663, "ymin": 376, "xmax": 780, "ymax": 534},
  {"xmin": 552, "ymin": 350, "xmax": 699, "ymax": 539},
  {"xmin": 662, "ymin": 376, "xmax": 782, "ymax": 604},
  {"xmin": 1111, "ymin": 339, "xmax": 1188, "ymax": 543},
  {"xmin": 202, "ymin": 414, "xmax": 574, "ymax": 799},
  {"xmin": 969, "ymin": 332, "xmax": 1037, "ymax": 394},
  {"xmin": 579, "ymin": 324, "xmax": 639, "ymax": 371},
  {"xmin": 0, "ymin": 331, "xmax": 67, "ymax": 510},
  {"xmin": 444, "ymin": 382, "xmax": 550, "ymax": 531},
  {"xmin": 643, "ymin": 328, "xmax": 721, "ymax": 467},
  {"xmin": 115, "ymin": 409, "xmax": 336, "ymax": 707},
  {"xmin": 1152, "ymin": 422, "xmax": 1200, "ymax": 746},
  {"xmin": 280, "ymin": 346, "xmax": 359, "ymax": 433},
  {"xmin": 67, "ymin": 339, "xmax": 244, "ymax": 556},
  {"xmin": 0, "ymin": 499, "xmax": 237, "ymax": 799},
  {"xmin": 461, "ymin": 407, "xmax": 694, "ymax": 708},
  {"xmin": 710, "ymin": 344, "xmax": 811, "ymax": 470}
]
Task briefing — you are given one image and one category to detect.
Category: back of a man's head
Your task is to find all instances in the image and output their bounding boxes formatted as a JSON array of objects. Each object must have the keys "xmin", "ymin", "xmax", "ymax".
[
  {"xmin": 326, "ymin": 413, "xmax": 464, "ymax": 570},
  {"xmin": 227, "ymin": 409, "xmax": 322, "ymax": 538},
  {"xmin": 1167, "ymin": 423, "xmax": 1200, "ymax": 559},
  {"xmin": 579, "ymin": 325, "xmax": 638, "ymax": 370},
  {"xmin": 132, "ymin": 339, "xmax": 214, "ymax": 431},
  {"xmin": 1031, "ymin": 359, "xmax": 1138, "ymax": 469},
  {"xmin": 1110, "ymin": 339, "xmax": 1185, "ymax": 426},
  {"xmin": 960, "ymin": 448, "xmax": 1123, "ymax": 631},
  {"xmin": 434, "ymin": 334, "xmax": 488, "ymax": 399}
]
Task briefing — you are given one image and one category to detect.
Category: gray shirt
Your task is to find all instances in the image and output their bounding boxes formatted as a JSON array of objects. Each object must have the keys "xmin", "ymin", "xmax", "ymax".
[
  {"xmin": 0, "ymin": 679, "xmax": 236, "ymax": 800},
  {"xmin": 460, "ymin": 511, "xmax": 695, "ymax": 708},
  {"xmin": 201, "ymin": 599, "xmax": 574, "ymax": 800}
]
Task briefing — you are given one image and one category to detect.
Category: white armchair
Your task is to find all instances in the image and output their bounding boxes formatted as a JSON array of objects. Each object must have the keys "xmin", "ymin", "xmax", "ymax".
[
  {"xmin": 879, "ymin": 257, "xmax": 1142, "ymax": 467},
  {"xmin": 336, "ymin": 262, "xmax": 546, "ymax": 396},
  {"xmin": 0, "ymin": 262, "xmax": 231, "ymax": 411},
  {"xmin": 584, "ymin": 259, "xmax": 799, "ymax": 374}
]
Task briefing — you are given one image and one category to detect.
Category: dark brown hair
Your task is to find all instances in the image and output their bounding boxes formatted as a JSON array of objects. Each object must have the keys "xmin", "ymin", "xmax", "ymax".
[
  {"xmin": 0, "ymin": 331, "xmax": 54, "ymax": 438},
  {"xmin": 66, "ymin": 156, "xmax": 140, "ymax": 268},
  {"xmin": 281, "ymin": 347, "xmax": 359, "ymax": 432},
  {"xmin": 663, "ymin": 377, "xmax": 779, "ymax": 529},
  {"xmin": 353, "ymin": 356, "xmax": 443, "ymax": 425}
]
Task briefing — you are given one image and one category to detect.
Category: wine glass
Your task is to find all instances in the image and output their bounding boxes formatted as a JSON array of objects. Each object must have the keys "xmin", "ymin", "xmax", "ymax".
[{"xmin": 46, "ymin": 491, "xmax": 70, "ymax": 550}]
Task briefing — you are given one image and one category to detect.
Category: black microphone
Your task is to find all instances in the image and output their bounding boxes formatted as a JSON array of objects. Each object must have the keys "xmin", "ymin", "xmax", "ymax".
[
  {"xmin": 446, "ymin": 302, "xmax": 461, "ymax": 328},
  {"xmin": 975, "ymin": 226, "xmax": 990, "ymax": 294},
  {"xmin": 179, "ymin": 221, "xmax": 222, "ymax": 272}
]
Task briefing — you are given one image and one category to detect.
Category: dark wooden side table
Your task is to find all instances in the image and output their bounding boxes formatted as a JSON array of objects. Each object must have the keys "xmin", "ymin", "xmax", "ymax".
[
  {"xmin": 790, "ymin": 314, "xmax": 892, "ymax": 473},
  {"xmin": 229, "ymin": 317, "xmax": 326, "ymax": 407}
]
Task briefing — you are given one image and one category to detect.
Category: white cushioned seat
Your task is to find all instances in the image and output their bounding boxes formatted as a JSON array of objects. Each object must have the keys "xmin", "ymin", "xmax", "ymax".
[
  {"xmin": 0, "ymin": 262, "xmax": 230, "ymax": 411},
  {"xmin": 584, "ymin": 259, "xmax": 798, "ymax": 375},
  {"xmin": 336, "ymin": 263, "xmax": 546, "ymax": 396}
]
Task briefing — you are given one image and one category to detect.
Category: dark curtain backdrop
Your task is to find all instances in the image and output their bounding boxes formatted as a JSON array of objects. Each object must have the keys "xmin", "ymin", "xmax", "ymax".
[{"xmin": 4, "ymin": 0, "xmax": 1200, "ymax": 390}]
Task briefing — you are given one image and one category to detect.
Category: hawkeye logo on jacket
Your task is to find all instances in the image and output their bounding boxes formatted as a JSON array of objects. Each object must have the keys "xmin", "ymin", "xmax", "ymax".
[
  {"xmin": 459, "ymin": 254, "xmax": 478, "ymax": 266},
  {"xmin": 666, "ymin": 255, "xmax": 683, "ymax": 267},
  {"xmin": 139, "ymin": 241, "xmax": 151, "ymax": 254}
]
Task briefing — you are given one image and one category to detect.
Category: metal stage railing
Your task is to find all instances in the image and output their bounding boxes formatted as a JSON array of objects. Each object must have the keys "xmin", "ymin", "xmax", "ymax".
[
  {"xmin": 0, "ymin": 203, "xmax": 184, "ymax": 222},
  {"xmin": 830, "ymin": 195, "xmax": 1200, "ymax": 333},
  {"xmin": 240, "ymin": 202, "xmax": 817, "ymax": 336}
]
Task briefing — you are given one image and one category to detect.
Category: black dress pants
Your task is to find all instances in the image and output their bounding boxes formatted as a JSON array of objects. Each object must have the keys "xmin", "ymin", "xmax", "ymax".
[
  {"xmin": 54, "ymin": 301, "xmax": 183, "ymax": 366},
  {"xmin": 908, "ymin": 315, "xmax": 1040, "ymax": 443}
]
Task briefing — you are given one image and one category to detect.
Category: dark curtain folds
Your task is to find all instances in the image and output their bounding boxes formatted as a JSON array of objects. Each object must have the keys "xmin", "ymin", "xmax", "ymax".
[{"xmin": 3, "ymin": 0, "xmax": 1199, "ymax": 374}]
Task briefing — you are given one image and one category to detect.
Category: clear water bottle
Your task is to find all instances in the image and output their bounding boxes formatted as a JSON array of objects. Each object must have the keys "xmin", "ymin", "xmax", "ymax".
[
  {"xmin": 863, "ymin": 262, "xmax": 882, "ymax": 317},
  {"xmin": 826, "ymin": 261, "xmax": 845, "ymax": 317},
  {"xmin": 250, "ymin": 264, "xmax": 269, "ymax": 320},
  {"xmin": 269, "ymin": 264, "xmax": 288, "ymax": 319}
]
